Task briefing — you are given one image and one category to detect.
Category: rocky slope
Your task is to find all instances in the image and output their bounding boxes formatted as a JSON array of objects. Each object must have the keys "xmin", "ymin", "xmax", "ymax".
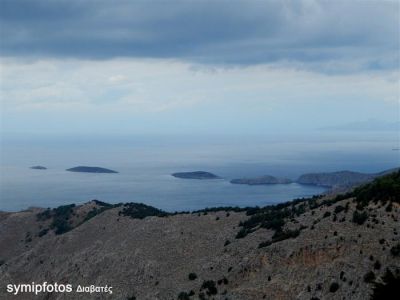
[{"xmin": 0, "ymin": 173, "xmax": 399, "ymax": 300}]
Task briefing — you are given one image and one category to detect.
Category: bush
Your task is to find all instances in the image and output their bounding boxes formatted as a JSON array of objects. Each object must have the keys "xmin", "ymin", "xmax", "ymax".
[
  {"xmin": 36, "ymin": 209, "xmax": 52, "ymax": 221},
  {"xmin": 364, "ymin": 271, "xmax": 376, "ymax": 283},
  {"xmin": 334, "ymin": 205, "xmax": 345, "ymax": 214},
  {"xmin": 201, "ymin": 280, "xmax": 217, "ymax": 296},
  {"xmin": 177, "ymin": 292, "xmax": 190, "ymax": 300},
  {"xmin": 82, "ymin": 205, "xmax": 116, "ymax": 222},
  {"xmin": 390, "ymin": 243, "xmax": 400, "ymax": 256},
  {"xmin": 36, "ymin": 204, "xmax": 76, "ymax": 235},
  {"xmin": 371, "ymin": 269, "xmax": 400, "ymax": 300},
  {"xmin": 354, "ymin": 171, "xmax": 400, "ymax": 207},
  {"xmin": 329, "ymin": 282, "xmax": 339, "ymax": 293},
  {"xmin": 258, "ymin": 229, "xmax": 301, "ymax": 248},
  {"xmin": 258, "ymin": 241, "xmax": 272, "ymax": 248},
  {"xmin": 374, "ymin": 260, "xmax": 381, "ymax": 270},
  {"xmin": 119, "ymin": 203, "xmax": 169, "ymax": 219},
  {"xmin": 352, "ymin": 211, "xmax": 368, "ymax": 225},
  {"xmin": 323, "ymin": 211, "xmax": 331, "ymax": 218},
  {"xmin": 188, "ymin": 273, "xmax": 197, "ymax": 280},
  {"xmin": 235, "ymin": 228, "xmax": 248, "ymax": 239},
  {"xmin": 271, "ymin": 229, "xmax": 300, "ymax": 243},
  {"xmin": 37, "ymin": 228, "xmax": 49, "ymax": 237},
  {"xmin": 51, "ymin": 205, "xmax": 75, "ymax": 235}
]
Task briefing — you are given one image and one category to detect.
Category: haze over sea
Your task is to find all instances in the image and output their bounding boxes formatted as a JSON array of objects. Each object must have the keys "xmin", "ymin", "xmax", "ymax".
[{"xmin": 0, "ymin": 131, "xmax": 398, "ymax": 212}]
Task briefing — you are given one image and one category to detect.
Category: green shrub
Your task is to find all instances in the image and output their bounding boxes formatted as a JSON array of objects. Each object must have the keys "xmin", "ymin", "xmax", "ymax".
[
  {"xmin": 235, "ymin": 228, "xmax": 248, "ymax": 239},
  {"xmin": 188, "ymin": 273, "xmax": 197, "ymax": 280},
  {"xmin": 364, "ymin": 271, "xmax": 376, "ymax": 283},
  {"xmin": 119, "ymin": 203, "xmax": 169, "ymax": 219},
  {"xmin": 354, "ymin": 171, "xmax": 400, "ymax": 207},
  {"xmin": 374, "ymin": 260, "xmax": 381, "ymax": 270},
  {"xmin": 352, "ymin": 211, "xmax": 368, "ymax": 225},
  {"xmin": 334, "ymin": 205, "xmax": 345, "ymax": 214},
  {"xmin": 329, "ymin": 282, "xmax": 339, "ymax": 293},
  {"xmin": 177, "ymin": 292, "xmax": 190, "ymax": 300},
  {"xmin": 201, "ymin": 280, "xmax": 217, "ymax": 296},
  {"xmin": 390, "ymin": 243, "xmax": 400, "ymax": 256},
  {"xmin": 36, "ymin": 209, "xmax": 52, "ymax": 221},
  {"xmin": 258, "ymin": 241, "xmax": 272, "ymax": 248},
  {"xmin": 50, "ymin": 204, "xmax": 75, "ymax": 235},
  {"xmin": 371, "ymin": 269, "xmax": 400, "ymax": 300},
  {"xmin": 37, "ymin": 228, "xmax": 49, "ymax": 237},
  {"xmin": 323, "ymin": 211, "xmax": 331, "ymax": 218},
  {"xmin": 271, "ymin": 229, "xmax": 300, "ymax": 242}
]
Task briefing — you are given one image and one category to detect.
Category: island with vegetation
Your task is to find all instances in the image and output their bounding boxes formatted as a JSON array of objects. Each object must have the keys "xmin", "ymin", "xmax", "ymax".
[
  {"xmin": 30, "ymin": 166, "xmax": 47, "ymax": 170},
  {"xmin": 172, "ymin": 171, "xmax": 220, "ymax": 179},
  {"xmin": 66, "ymin": 166, "xmax": 118, "ymax": 173},
  {"xmin": 231, "ymin": 175, "xmax": 292, "ymax": 185}
]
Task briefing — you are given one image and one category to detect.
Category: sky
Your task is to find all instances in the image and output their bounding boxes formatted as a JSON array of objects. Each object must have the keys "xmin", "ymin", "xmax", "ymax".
[{"xmin": 0, "ymin": 0, "xmax": 399, "ymax": 137}]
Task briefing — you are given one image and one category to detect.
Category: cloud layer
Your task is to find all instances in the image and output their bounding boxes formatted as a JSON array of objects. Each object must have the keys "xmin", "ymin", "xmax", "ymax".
[
  {"xmin": 1, "ymin": 58, "xmax": 398, "ymax": 135},
  {"xmin": 1, "ymin": 0, "xmax": 398, "ymax": 72}
]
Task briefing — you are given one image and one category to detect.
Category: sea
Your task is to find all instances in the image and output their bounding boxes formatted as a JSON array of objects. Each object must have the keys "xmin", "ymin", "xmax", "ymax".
[{"xmin": 0, "ymin": 132, "xmax": 398, "ymax": 212}]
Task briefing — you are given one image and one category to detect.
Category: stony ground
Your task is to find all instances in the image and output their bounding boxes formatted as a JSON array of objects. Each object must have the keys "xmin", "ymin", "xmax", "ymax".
[{"xmin": 0, "ymin": 195, "xmax": 399, "ymax": 300}]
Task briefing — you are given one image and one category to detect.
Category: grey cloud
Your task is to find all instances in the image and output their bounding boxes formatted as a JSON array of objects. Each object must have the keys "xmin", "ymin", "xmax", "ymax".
[{"xmin": 0, "ymin": 0, "xmax": 398, "ymax": 72}]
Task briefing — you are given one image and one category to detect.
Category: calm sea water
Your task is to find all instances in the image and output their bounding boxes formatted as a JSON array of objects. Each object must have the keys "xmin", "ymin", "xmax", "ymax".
[{"xmin": 0, "ymin": 133, "xmax": 398, "ymax": 212}]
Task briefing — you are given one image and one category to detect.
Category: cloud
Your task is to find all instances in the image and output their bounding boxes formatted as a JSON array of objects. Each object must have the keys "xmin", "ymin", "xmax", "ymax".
[
  {"xmin": 0, "ymin": 57, "xmax": 398, "ymax": 135},
  {"xmin": 0, "ymin": 0, "xmax": 398, "ymax": 72},
  {"xmin": 108, "ymin": 75, "xmax": 128, "ymax": 84},
  {"xmin": 1, "ymin": 57, "xmax": 398, "ymax": 112}
]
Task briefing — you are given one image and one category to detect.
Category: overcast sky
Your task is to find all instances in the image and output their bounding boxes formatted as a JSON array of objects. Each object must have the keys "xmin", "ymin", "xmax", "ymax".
[{"xmin": 0, "ymin": 0, "xmax": 399, "ymax": 137}]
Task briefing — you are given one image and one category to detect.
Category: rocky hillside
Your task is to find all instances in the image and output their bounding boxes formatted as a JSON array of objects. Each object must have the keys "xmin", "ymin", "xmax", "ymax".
[{"xmin": 0, "ymin": 173, "xmax": 399, "ymax": 300}]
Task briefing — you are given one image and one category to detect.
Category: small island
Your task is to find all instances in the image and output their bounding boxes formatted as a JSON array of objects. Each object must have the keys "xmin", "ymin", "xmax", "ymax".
[
  {"xmin": 172, "ymin": 171, "xmax": 220, "ymax": 179},
  {"xmin": 230, "ymin": 175, "xmax": 292, "ymax": 185},
  {"xmin": 66, "ymin": 166, "xmax": 118, "ymax": 173},
  {"xmin": 30, "ymin": 166, "xmax": 47, "ymax": 170}
]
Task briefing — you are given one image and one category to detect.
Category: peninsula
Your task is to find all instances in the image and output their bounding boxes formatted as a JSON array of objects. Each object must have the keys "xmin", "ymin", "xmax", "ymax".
[{"xmin": 296, "ymin": 168, "xmax": 399, "ymax": 189}]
